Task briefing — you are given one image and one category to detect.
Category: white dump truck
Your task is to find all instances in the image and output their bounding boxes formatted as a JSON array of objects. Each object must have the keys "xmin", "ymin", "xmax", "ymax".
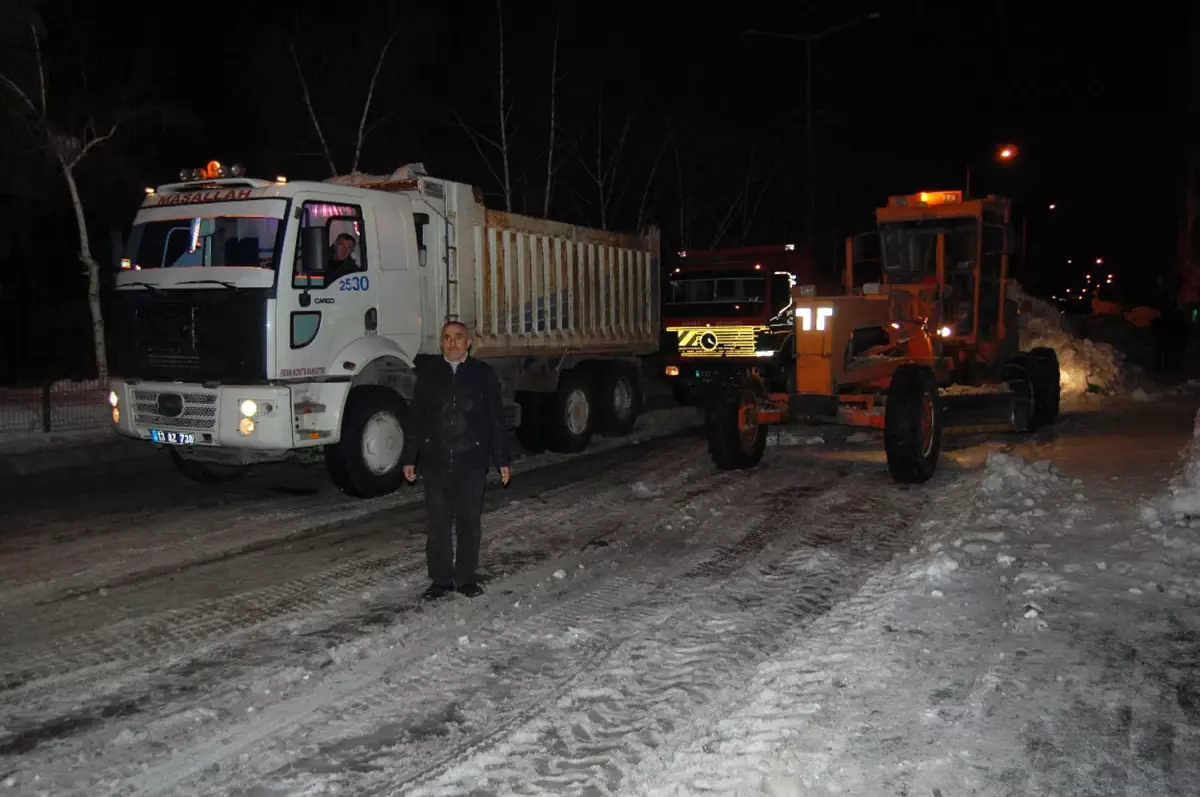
[{"xmin": 107, "ymin": 162, "xmax": 661, "ymax": 497}]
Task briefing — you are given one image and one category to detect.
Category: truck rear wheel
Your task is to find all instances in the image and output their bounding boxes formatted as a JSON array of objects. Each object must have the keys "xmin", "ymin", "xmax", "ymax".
[
  {"xmin": 326, "ymin": 386, "xmax": 408, "ymax": 498},
  {"xmin": 168, "ymin": 448, "xmax": 248, "ymax": 485},
  {"xmin": 596, "ymin": 363, "xmax": 642, "ymax": 438},
  {"xmin": 884, "ymin": 364, "xmax": 942, "ymax": 484},
  {"xmin": 706, "ymin": 376, "xmax": 767, "ymax": 470},
  {"xmin": 1028, "ymin": 347, "xmax": 1061, "ymax": 425},
  {"xmin": 547, "ymin": 371, "xmax": 595, "ymax": 453}
]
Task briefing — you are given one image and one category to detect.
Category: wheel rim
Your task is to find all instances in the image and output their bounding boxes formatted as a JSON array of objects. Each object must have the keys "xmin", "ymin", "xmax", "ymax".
[
  {"xmin": 737, "ymin": 389, "xmax": 760, "ymax": 452},
  {"xmin": 361, "ymin": 411, "xmax": 404, "ymax": 475},
  {"xmin": 565, "ymin": 388, "xmax": 590, "ymax": 435},
  {"xmin": 919, "ymin": 392, "xmax": 935, "ymax": 457},
  {"xmin": 611, "ymin": 377, "xmax": 634, "ymax": 420}
]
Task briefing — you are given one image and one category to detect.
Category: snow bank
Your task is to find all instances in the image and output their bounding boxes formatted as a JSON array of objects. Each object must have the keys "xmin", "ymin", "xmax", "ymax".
[
  {"xmin": 1148, "ymin": 407, "xmax": 1200, "ymax": 522},
  {"xmin": 324, "ymin": 163, "xmax": 428, "ymax": 185},
  {"xmin": 1010, "ymin": 283, "xmax": 1127, "ymax": 397}
]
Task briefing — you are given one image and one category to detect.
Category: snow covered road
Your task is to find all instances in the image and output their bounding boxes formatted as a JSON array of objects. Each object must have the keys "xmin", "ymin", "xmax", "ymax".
[{"xmin": 1, "ymin": 397, "xmax": 1198, "ymax": 796}]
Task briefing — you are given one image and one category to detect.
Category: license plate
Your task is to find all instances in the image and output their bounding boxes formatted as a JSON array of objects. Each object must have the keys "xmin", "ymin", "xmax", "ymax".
[{"xmin": 150, "ymin": 429, "xmax": 196, "ymax": 446}]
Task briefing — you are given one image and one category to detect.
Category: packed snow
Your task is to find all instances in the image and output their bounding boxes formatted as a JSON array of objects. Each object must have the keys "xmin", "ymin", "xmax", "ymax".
[{"xmin": 1, "ymin": 390, "xmax": 1199, "ymax": 795}]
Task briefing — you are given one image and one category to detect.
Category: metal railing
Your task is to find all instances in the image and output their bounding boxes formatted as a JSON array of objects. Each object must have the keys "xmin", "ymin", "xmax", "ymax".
[{"xmin": 0, "ymin": 379, "xmax": 111, "ymax": 437}]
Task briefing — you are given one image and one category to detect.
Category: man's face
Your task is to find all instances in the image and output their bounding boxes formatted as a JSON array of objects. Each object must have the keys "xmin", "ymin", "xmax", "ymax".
[
  {"xmin": 334, "ymin": 237, "xmax": 355, "ymax": 261},
  {"xmin": 441, "ymin": 323, "xmax": 471, "ymax": 362}
]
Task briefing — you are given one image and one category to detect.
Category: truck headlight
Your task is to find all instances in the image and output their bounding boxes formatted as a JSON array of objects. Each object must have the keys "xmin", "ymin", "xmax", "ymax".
[{"xmin": 239, "ymin": 399, "xmax": 258, "ymax": 418}]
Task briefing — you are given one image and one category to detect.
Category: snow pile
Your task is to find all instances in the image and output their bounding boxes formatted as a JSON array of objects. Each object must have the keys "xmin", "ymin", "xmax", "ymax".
[
  {"xmin": 1148, "ymin": 407, "xmax": 1200, "ymax": 522},
  {"xmin": 324, "ymin": 162, "xmax": 428, "ymax": 186},
  {"xmin": 1010, "ymin": 283, "xmax": 1127, "ymax": 396}
]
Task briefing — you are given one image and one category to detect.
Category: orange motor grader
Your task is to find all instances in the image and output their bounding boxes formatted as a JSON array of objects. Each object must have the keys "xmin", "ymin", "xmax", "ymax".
[{"xmin": 703, "ymin": 190, "xmax": 1062, "ymax": 483}]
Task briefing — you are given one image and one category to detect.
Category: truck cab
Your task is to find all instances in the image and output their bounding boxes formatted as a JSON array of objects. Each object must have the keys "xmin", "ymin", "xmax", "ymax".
[
  {"xmin": 107, "ymin": 161, "xmax": 660, "ymax": 497},
  {"xmin": 661, "ymin": 244, "xmax": 814, "ymax": 404}
]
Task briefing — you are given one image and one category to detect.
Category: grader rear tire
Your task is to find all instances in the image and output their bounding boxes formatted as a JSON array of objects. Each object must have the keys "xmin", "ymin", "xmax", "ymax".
[{"xmin": 883, "ymin": 364, "xmax": 942, "ymax": 484}]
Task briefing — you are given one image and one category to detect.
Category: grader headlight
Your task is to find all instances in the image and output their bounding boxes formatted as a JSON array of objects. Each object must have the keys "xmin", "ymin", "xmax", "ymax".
[{"xmin": 795, "ymin": 306, "xmax": 834, "ymax": 331}]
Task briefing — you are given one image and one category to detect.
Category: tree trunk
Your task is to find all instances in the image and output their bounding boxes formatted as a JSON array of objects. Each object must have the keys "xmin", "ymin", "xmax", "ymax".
[{"xmin": 60, "ymin": 158, "xmax": 108, "ymax": 382}]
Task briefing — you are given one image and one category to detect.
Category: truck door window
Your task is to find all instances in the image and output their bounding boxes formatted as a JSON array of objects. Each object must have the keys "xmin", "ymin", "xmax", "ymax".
[{"xmin": 293, "ymin": 201, "xmax": 368, "ymax": 289}]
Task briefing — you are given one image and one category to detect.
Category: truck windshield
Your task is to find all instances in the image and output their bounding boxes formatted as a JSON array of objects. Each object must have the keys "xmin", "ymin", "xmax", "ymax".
[
  {"xmin": 124, "ymin": 214, "xmax": 284, "ymax": 270},
  {"xmin": 666, "ymin": 270, "xmax": 766, "ymax": 318}
]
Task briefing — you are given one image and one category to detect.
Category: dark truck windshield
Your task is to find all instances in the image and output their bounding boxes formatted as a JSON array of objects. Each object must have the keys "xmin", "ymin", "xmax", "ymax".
[
  {"xmin": 124, "ymin": 206, "xmax": 286, "ymax": 270},
  {"xmin": 880, "ymin": 217, "xmax": 979, "ymax": 283},
  {"xmin": 666, "ymin": 269, "xmax": 794, "ymax": 320}
]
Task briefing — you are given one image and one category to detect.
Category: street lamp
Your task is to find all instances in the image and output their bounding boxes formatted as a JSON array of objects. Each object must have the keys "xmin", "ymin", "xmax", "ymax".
[
  {"xmin": 965, "ymin": 143, "xmax": 1019, "ymax": 197},
  {"xmin": 743, "ymin": 12, "xmax": 882, "ymax": 257}
]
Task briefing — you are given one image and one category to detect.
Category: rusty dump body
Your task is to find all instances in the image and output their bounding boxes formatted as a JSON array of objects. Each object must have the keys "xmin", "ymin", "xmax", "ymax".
[
  {"xmin": 661, "ymin": 244, "xmax": 816, "ymax": 402},
  {"xmin": 703, "ymin": 190, "xmax": 1062, "ymax": 483}
]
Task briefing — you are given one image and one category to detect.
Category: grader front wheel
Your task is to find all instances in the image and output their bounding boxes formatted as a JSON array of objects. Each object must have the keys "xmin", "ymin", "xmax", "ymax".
[
  {"xmin": 706, "ymin": 378, "xmax": 768, "ymax": 470},
  {"xmin": 883, "ymin": 364, "xmax": 942, "ymax": 484}
]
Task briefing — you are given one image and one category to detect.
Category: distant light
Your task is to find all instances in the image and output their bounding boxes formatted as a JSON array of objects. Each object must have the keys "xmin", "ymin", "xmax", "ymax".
[
  {"xmin": 1048, "ymin": 203, "xmax": 1057, "ymax": 210},
  {"xmin": 784, "ymin": 244, "xmax": 795, "ymax": 251},
  {"xmin": 144, "ymin": 187, "xmax": 155, "ymax": 196},
  {"xmin": 1107, "ymin": 273, "xmax": 1114, "ymax": 279},
  {"xmin": 1086, "ymin": 274, "xmax": 1091, "ymax": 280},
  {"xmin": 1068, "ymin": 259, "xmax": 1073, "ymax": 264},
  {"xmin": 997, "ymin": 144, "xmax": 1019, "ymax": 160},
  {"xmin": 1096, "ymin": 257, "xmax": 1103, "ymax": 264},
  {"xmin": 754, "ymin": 263, "xmax": 762, "ymax": 270},
  {"xmin": 938, "ymin": 326, "xmax": 953, "ymax": 338},
  {"xmin": 1066, "ymin": 288, "xmax": 1072, "ymax": 293},
  {"xmin": 275, "ymin": 175, "xmax": 288, "ymax": 184}
]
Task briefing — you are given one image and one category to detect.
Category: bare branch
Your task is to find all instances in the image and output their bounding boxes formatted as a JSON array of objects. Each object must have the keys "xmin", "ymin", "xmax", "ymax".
[
  {"xmin": 0, "ymin": 70, "xmax": 42, "ymax": 124},
  {"xmin": 352, "ymin": 27, "xmax": 400, "ymax": 174},
  {"xmin": 636, "ymin": 132, "xmax": 672, "ymax": 230},
  {"xmin": 456, "ymin": 112, "xmax": 507, "ymax": 199},
  {"xmin": 671, "ymin": 130, "xmax": 689, "ymax": 249},
  {"xmin": 496, "ymin": 0, "xmax": 512, "ymax": 211},
  {"xmin": 289, "ymin": 40, "xmax": 338, "ymax": 177},
  {"xmin": 543, "ymin": 15, "xmax": 561, "ymax": 217},
  {"xmin": 30, "ymin": 21, "xmax": 46, "ymax": 117}
]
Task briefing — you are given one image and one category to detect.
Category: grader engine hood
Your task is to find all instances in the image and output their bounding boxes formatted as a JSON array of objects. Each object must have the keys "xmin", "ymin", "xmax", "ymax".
[{"xmin": 791, "ymin": 293, "xmax": 893, "ymax": 395}]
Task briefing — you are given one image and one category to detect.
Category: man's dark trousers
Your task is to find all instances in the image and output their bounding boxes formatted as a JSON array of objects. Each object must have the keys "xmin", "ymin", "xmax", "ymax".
[{"xmin": 423, "ymin": 465, "xmax": 488, "ymax": 586}]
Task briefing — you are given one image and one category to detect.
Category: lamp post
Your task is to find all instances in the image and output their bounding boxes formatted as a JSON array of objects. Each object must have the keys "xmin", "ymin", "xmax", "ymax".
[{"xmin": 743, "ymin": 12, "xmax": 881, "ymax": 258}]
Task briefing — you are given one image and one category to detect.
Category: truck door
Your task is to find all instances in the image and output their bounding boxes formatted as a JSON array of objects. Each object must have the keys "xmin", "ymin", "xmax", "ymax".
[
  {"xmin": 371, "ymin": 196, "xmax": 427, "ymax": 357},
  {"xmin": 283, "ymin": 196, "xmax": 377, "ymax": 378}
]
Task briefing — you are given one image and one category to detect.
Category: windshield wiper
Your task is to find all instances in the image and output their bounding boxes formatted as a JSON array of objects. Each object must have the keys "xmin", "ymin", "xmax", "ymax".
[
  {"xmin": 178, "ymin": 279, "xmax": 238, "ymax": 292},
  {"xmin": 120, "ymin": 281, "xmax": 160, "ymax": 294}
]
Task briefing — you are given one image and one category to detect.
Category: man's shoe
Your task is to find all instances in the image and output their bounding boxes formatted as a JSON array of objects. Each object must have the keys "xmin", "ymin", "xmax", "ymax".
[
  {"xmin": 456, "ymin": 583, "xmax": 484, "ymax": 598},
  {"xmin": 423, "ymin": 582, "xmax": 454, "ymax": 600}
]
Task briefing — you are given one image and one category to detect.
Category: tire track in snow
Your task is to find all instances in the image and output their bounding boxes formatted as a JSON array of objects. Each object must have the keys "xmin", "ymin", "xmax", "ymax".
[
  {"xmin": 0, "ymin": 410, "xmax": 699, "ymax": 611},
  {"xmin": 0, "ymin": 438, "xmax": 706, "ymax": 715},
  {"xmin": 101, "ymin": 461, "xmax": 838, "ymax": 797},
  {"xmin": 386, "ymin": 469, "xmax": 939, "ymax": 797}
]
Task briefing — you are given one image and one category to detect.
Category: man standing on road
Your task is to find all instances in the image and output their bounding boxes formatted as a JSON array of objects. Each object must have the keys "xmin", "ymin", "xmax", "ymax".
[{"xmin": 402, "ymin": 321, "xmax": 512, "ymax": 600}]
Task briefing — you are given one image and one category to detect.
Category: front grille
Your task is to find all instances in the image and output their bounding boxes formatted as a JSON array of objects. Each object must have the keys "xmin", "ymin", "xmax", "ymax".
[
  {"xmin": 132, "ymin": 389, "xmax": 218, "ymax": 431},
  {"xmin": 668, "ymin": 326, "xmax": 764, "ymax": 358}
]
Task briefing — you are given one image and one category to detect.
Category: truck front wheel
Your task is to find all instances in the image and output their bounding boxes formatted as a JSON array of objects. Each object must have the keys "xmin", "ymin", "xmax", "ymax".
[{"xmin": 326, "ymin": 386, "xmax": 409, "ymax": 498}]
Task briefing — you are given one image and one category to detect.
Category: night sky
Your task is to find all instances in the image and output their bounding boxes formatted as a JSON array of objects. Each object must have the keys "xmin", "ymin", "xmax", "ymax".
[{"xmin": 0, "ymin": 0, "xmax": 1195, "ymax": 376}]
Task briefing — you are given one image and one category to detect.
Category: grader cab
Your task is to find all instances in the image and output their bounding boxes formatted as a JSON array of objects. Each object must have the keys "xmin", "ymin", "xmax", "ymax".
[{"xmin": 704, "ymin": 190, "xmax": 1062, "ymax": 483}]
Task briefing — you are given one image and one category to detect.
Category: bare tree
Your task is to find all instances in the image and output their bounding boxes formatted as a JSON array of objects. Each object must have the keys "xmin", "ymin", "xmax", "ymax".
[
  {"xmin": 0, "ymin": 19, "xmax": 140, "ymax": 381},
  {"xmin": 671, "ymin": 132, "xmax": 692, "ymax": 249},
  {"xmin": 543, "ymin": 16, "xmax": 561, "ymax": 217},
  {"xmin": 636, "ymin": 132, "xmax": 672, "ymax": 231},
  {"xmin": 290, "ymin": 24, "xmax": 400, "ymax": 176},
  {"xmin": 456, "ymin": 0, "xmax": 514, "ymax": 211},
  {"xmin": 580, "ymin": 92, "xmax": 633, "ymax": 230},
  {"xmin": 710, "ymin": 150, "xmax": 772, "ymax": 249}
]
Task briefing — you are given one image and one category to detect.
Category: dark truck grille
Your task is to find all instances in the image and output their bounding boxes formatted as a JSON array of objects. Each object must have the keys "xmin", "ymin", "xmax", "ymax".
[{"xmin": 109, "ymin": 287, "xmax": 269, "ymax": 383}]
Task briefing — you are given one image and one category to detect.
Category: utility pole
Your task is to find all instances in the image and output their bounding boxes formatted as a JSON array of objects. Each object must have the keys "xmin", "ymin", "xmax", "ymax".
[{"xmin": 744, "ymin": 12, "xmax": 880, "ymax": 260}]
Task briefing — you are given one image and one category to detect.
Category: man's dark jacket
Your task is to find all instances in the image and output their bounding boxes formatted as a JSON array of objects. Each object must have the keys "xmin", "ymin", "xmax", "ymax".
[{"xmin": 400, "ymin": 355, "xmax": 511, "ymax": 472}]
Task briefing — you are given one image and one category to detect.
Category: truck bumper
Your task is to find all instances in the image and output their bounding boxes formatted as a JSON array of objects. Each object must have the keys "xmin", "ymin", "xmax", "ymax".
[{"xmin": 109, "ymin": 380, "xmax": 298, "ymax": 450}]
